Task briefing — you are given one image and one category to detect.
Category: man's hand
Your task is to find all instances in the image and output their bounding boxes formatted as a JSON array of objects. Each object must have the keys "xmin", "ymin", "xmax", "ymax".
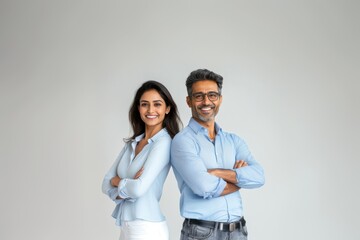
[
  {"xmin": 234, "ymin": 160, "xmax": 248, "ymax": 169},
  {"xmin": 207, "ymin": 160, "xmax": 248, "ymax": 185},
  {"xmin": 221, "ymin": 182, "xmax": 240, "ymax": 196}
]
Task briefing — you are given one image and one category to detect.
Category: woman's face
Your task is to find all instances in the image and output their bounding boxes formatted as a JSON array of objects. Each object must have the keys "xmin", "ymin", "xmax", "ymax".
[{"xmin": 138, "ymin": 89, "xmax": 170, "ymax": 130}]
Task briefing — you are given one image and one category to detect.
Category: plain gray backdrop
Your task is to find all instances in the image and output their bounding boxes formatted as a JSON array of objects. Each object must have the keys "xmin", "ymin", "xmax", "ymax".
[{"xmin": 1, "ymin": 0, "xmax": 359, "ymax": 239}]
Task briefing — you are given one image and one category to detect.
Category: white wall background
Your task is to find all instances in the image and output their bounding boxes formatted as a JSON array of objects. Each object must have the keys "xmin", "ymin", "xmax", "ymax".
[{"xmin": 1, "ymin": 0, "xmax": 359, "ymax": 239}]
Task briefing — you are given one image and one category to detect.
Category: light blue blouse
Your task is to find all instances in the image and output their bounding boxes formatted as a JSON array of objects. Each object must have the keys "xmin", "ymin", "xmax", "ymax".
[{"xmin": 102, "ymin": 128, "xmax": 171, "ymax": 226}]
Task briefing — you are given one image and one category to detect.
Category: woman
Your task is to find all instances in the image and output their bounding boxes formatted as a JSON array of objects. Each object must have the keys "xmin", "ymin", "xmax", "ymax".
[{"xmin": 102, "ymin": 80, "xmax": 181, "ymax": 240}]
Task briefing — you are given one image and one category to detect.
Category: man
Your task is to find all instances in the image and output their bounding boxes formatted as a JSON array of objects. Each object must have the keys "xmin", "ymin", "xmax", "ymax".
[{"xmin": 171, "ymin": 69, "xmax": 265, "ymax": 240}]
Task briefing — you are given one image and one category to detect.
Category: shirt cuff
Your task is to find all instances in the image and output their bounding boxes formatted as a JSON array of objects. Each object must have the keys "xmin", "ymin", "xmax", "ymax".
[
  {"xmin": 108, "ymin": 188, "xmax": 120, "ymax": 201},
  {"xmin": 204, "ymin": 178, "xmax": 227, "ymax": 199},
  {"xmin": 118, "ymin": 178, "xmax": 137, "ymax": 202},
  {"xmin": 114, "ymin": 199, "xmax": 123, "ymax": 205},
  {"xmin": 234, "ymin": 168, "xmax": 243, "ymax": 185}
]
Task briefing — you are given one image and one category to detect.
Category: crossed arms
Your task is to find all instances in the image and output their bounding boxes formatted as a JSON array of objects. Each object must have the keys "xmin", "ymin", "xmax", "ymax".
[
  {"xmin": 109, "ymin": 167, "xmax": 144, "ymax": 199},
  {"xmin": 102, "ymin": 138, "xmax": 171, "ymax": 201},
  {"xmin": 208, "ymin": 160, "xmax": 248, "ymax": 196},
  {"xmin": 171, "ymin": 134, "xmax": 265, "ymax": 199}
]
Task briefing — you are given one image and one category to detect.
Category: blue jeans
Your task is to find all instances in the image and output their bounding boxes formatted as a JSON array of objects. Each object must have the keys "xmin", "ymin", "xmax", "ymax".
[{"xmin": 180, "ymin": 219, "xmax": 248, "ymax": 240}]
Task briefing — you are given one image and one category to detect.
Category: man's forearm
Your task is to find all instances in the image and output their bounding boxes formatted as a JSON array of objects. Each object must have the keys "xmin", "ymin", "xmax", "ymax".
[
  {"xmin": 221, "ymin": 182, "xmax": 240, "ymax": 196},
  {"xmin": 208, "ymin": 169, "xmax": 238, "ymax": 184}
]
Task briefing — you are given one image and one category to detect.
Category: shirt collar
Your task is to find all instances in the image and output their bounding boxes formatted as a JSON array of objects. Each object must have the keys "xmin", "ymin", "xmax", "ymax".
[
  {"xmin": 188, "ymin": 118, "xmax": 222, "ymax": 135},
  {"xmin": 133, "ymin": 128, "xmax": 168, "ymax": 143}
]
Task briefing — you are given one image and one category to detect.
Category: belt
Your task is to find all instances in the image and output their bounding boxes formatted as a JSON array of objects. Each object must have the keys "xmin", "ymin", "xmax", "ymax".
[{"xmin": 185, "ymin": 217, "xmax": 246, "ymax": 232}]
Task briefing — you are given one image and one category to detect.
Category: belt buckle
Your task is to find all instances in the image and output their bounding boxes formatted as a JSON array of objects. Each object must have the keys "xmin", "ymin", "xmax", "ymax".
[
  {"xmin": 219, "ymin": 223, "xmax": 224, "ymax": 231},
  {"xmin": 229, "ymin": 222, "xmax": 236, "ymax": 232}
]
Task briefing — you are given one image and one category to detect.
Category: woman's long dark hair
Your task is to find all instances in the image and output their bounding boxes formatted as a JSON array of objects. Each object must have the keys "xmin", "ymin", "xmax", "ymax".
[{"xmin": 126, "ymin": 80, "xmax": 182, "ymax": 141}]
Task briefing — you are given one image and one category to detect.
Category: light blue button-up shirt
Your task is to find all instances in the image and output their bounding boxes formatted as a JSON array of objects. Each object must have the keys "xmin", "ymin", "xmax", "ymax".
[
  {"xmin": 102, "ymin": 128, "xmax": 171, "ymax": 226},
  {"xmin": 171, "ymin": 118, "xmax": 265, "ymax": 222}
]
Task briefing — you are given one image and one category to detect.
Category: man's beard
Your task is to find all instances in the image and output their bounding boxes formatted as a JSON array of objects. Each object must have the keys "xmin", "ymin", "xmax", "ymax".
[{"xmin": 193, "ymin": 104, "xmax": 216, "ymax": 122}]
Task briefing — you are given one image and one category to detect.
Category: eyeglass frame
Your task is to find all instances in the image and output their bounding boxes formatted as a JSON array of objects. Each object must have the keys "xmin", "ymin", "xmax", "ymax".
[{"xmin": 191, "ymin": 91, "xmax": 221, "ymax": 102}]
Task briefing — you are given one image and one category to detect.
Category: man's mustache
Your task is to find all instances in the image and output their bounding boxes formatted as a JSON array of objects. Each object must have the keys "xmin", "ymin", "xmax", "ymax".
[{"xmin": 197, "ymin": 104, "xmax": 215, "ymax": 109}]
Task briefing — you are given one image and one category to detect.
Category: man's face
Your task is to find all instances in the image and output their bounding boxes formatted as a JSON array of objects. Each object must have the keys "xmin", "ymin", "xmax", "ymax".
[{"xmin": 186, "ymin": 80, "xmax": 222, "ymax": 124}]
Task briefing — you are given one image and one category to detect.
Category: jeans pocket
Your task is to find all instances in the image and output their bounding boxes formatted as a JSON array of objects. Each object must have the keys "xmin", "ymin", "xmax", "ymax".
[{"xmin": 188, "ymin": 225, "xmax": 214, "ymax": 239}]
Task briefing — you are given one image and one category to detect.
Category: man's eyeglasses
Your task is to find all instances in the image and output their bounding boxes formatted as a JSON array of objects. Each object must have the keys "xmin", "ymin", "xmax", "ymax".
[{"xmin": 191, "ymin": 92, "xmax": 220, "ymax": 102}]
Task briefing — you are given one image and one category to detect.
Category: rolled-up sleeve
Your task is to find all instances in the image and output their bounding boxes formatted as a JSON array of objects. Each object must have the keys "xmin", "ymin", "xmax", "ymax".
[
  {"xmin": 233, "ymin": 135, "xmax": 265, "ymax": 188},
  {"xmin": 102, "ymin": 147, "xmax": 127, "ymax": 201},
  {"xmin": 171, "ymin": 135, "xmax": 226, "ymax": 199}
]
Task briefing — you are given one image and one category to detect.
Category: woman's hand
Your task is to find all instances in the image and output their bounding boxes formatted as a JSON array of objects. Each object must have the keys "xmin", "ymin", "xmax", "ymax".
[
  {"xmin": 110, "ymin": 176, "xmax": 121, "ymax": 187},
  {"xmin": 133, "ymin": 167, "xmax": 144, "ymax": 179},
  {"xmin": 111, "ymin": 166, "xmax": 143, "ymax": 187}
]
